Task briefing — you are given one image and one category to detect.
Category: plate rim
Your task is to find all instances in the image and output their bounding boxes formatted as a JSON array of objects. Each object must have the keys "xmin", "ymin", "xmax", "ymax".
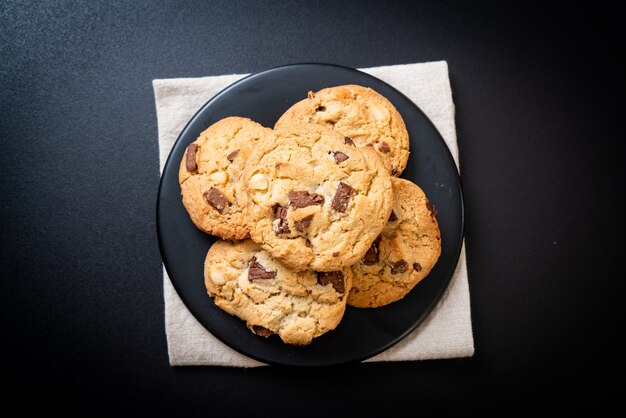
[{"xmin": 156, "ymin": 62, "xmax": 465, "ymax": 366}]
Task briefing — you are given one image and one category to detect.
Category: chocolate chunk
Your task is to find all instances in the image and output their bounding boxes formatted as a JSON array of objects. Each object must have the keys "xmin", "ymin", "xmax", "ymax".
[
  {"xmin": 304, "ymin": 239, "xmax": 312, "ymax": 248},
  {"xmin": 248, "ymin": 256, "xmax": 277, "ymax": 281},
  {"xmin": 333, "ymin": 252, "xmax": 339, "ymax": 257},
  {"xmin": 185, "ymin": 143, "xmax": 198, "ymax": 171},
  {"xmin": 289, "ymin": 191, "xmax": 324, "ymax": 209},
  {"xmin": 413, "ymin": 262, "xmax": 423, "ymax": 272},
  {"xmin": 203, "ymin": 187, "xmax": 231, "ymax": 213},
  {"xmin": 252, "ymin": 325, "xmax": 273, "ymax": 337},
  {"xmin": 426, "ymin": 200, "xmax": 438, "ymax": 217},
  {"xmin": 365, "ymin": 143, "xmax": 374, "ymax": 147},
  {"xmin": 294, "ymin": 214, "xmax": 313, "ymax": 232},
  {"xmin": 317, "ymin": 271, "xmax": 345, "ymax": 293},
  {"xmin": 330, "ymin": 151, "xmax": 349, "ymax": 163},
  {"xmin": 331, "ymin": 182, "xmax": 353, "ymax": 212},
  {"xmin": 315, "ymin": 105, "xmax": 326, "ymax": 112},
  {"xmin": 391, "ymin": 167, "xmax": 398, "ymax": 176},
  {"xmin": 273, "ymin": 204, "xmax": 290, "ymax": 234},
  {"xmin": 389, "ymin": 210, "xmax": 398, "ymax": 222},
  {"xmin": 390, "ymin": 260, "xmax": 408, "ymax": 275},
  {"xmin": 344, "ymin": 137, "xmax": 355, "ymax": 146},
  {"xmin": 363, "ymin": 239, "xmax": 380, "ymax": 265},
  {"xmin": 378, "ymin": 142, "xmax": 390, "ymax": 153},
  {"xmin": 226, "ymin": 149, "xmax": 240, "ymax": 162}
]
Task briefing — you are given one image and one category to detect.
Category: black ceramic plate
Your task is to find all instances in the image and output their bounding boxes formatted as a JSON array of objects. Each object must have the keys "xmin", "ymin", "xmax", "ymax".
[{"xmin": 157, "ymin": 63, "xmax": 464, "ymax": 366}]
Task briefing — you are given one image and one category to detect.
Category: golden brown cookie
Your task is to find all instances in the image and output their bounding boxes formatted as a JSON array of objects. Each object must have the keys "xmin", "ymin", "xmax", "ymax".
[
  {"xmin": 348, "ymin": 178, "xmax": 441, "ymax": 308},
  {"xmin": 204, "ymin": 239, "xmax": 352, "ymax": 346},
  {"xmin": 275, "ymin": 84, "xmax": 409, "ymax": 176},
  {"xmin": 242, "ymin": 123, "xmax": 393, "ymax": 272},
  {"xmin": 179, "ymin": 117, "xmax": 275, "ymax": 239}
]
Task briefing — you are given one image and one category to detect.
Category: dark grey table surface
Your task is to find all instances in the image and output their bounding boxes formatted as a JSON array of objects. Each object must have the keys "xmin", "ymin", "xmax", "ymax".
[{"xmin": 1, "ymin": 0, "xmax": 623, "ymax": 413}]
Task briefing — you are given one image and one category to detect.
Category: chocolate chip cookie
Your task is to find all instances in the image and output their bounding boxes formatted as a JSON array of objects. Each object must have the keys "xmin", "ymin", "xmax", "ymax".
[
  {"xmin": 204, "ymin": 239, "xmax": 352, "ymax": 346},
  {"xmin": 275, "ymin": 84, "xmax": 410, "ymax": 176},
  {"xmin": 348, "ymin": 178, "xmax": 441, "ymax": 308},
  {"xmin": 179, "ymin": 117, "xmax": 275, "ymax": 239},
  {"xmin": 243, "ymin": 123, "xmax": 393, "ymax": 272}
]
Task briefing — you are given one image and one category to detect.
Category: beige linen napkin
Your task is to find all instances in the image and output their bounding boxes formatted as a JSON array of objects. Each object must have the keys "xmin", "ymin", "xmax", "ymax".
[{"xmin": 154, "ymin": 61, "xmax": 474, "ymax": 367}]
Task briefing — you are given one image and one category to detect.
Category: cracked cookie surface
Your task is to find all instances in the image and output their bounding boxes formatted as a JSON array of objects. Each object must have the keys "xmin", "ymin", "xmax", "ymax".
[
  {"xmin": 243, "ymin": 123, "xmax": 393, "ymax": 272},
  {"xmin": 348, "ymin": 178, "xmax": 441, "ymax": 308},
  {"xmin": 204, "ymin": 239, "xmax": 352, "ymax": 345},
  {"xmin": 179, "ymin": 117, "xmax": 275, "ymax": 239},
  {"xmin": 275, "ymin": 84, "xmax": 410, "ymax": 176}
]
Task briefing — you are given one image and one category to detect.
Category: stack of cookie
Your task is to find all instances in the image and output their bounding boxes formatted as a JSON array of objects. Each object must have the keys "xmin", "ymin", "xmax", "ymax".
[{"xmin": 179, "ymin": 85, "xmax": 441, "ymax": 346}]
